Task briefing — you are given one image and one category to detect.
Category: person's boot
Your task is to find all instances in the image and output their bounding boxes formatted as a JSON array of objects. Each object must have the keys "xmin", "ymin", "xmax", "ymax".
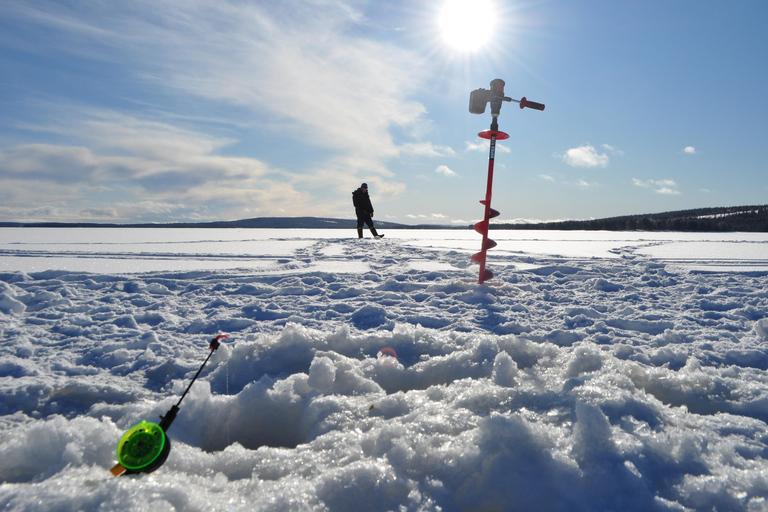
[
  {"xmin": 357, "ymin": 228, "xmax": 364, "ymax": 238},
  {"xmin": 371, "ymin": 228, "xmax": 383, "ymax": 238}
]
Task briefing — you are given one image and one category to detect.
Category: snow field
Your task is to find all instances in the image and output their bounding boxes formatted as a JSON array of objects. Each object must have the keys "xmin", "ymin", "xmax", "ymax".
[{"xmin": 1, "ymin": 229, "xmax": 768, "ymax": 511}]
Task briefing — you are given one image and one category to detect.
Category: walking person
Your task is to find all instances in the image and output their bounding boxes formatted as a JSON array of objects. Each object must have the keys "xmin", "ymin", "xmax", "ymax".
[{"xmin": 352, "ymin": 183, "xmax": 383, "ymax": 239}]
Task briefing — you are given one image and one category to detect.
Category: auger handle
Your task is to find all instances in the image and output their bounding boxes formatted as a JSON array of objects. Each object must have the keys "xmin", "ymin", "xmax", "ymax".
[{"xmin": 519, "ymin": 97, "xmax": 545, "ymax": 111}]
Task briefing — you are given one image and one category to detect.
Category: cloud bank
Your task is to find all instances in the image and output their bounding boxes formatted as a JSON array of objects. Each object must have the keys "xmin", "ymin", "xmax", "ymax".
[
  {"xmin": 435, "ymin": 165, "xmax": 458, "ymax": 177},
  {"xmin": 0, "ymin": 0, "xmax": 434, "ymax": 222},
  {"xmin": 561, "ymin": 145, "xmax": 610, "ymax": 168},
  {"xmin": 633, "ymin": 178, "xmax": 681, "ymax": 195}
]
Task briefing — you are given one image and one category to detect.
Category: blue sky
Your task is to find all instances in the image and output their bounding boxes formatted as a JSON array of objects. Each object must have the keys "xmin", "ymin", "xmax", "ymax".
[{"xmin": 1, "ymin": 1, "xmax": 766, "ymax": 225}]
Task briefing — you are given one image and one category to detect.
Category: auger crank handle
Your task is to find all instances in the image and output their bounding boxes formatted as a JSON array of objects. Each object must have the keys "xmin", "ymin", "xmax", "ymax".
[{"xmin": 519, "ymin": 97, "xmax": 545, "ymax": 111}]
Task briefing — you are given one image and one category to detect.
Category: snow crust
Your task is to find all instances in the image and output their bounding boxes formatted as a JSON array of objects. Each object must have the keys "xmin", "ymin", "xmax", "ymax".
[{"xmin": 2, "ymin": 228, "xmax": 768, "ymax": 511}]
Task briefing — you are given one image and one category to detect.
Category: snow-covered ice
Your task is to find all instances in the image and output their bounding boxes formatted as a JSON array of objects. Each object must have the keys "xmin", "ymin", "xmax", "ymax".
[{"xmin": 2, "ymin": 227, "xmax": 768, "ymax": 511}]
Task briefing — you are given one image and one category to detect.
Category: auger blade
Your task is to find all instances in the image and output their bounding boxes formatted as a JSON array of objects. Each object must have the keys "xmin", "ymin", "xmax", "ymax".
[
  {"xmin": 483, "ymin": 239, "xmax": 497, "ymax": 250},
  {"xmin": 473, "ymin": 220, "xmax": 489, "ymax": 235},
  {"xmin": 488, "ymin": 208, "xmax": 500, "ymax": 219},
  {"xmin": 471, "ymin": 251, "xmax": 486, "ymax": 265},
  {"xmin": 479, "ymin": 269, "xmax": 494, "ymax": 283}
]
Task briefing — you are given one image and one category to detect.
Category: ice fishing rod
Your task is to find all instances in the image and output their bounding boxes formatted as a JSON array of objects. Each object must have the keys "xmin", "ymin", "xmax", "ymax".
[
  {"xmin": 110, "ymin": 334, "xmax": 227, "ymax": 477},
  {"xmin": 468, "ymin": 78, "xmax": 545, "ymax": 284}
]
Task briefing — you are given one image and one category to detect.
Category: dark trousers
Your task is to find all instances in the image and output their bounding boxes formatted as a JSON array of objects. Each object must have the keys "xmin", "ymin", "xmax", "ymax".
[{"xmin": 356, "ymin": 212, "xmax": 378, "ymax": 238}]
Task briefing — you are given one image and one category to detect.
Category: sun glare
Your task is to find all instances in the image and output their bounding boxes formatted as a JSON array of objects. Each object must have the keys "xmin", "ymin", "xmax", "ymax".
[{"xmin": 439, "ymin": 0, "xmax": 495, "ymax": 52}]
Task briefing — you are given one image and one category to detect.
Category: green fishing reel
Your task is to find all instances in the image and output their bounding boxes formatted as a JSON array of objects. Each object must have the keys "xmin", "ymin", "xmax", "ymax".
[
  {"xmin": 115, "ymin": 421, "xmax": 171, "ymax": 474},
  {"xmin": 110, "ymin": 334, "xmax": 226, "ymax": 477}
]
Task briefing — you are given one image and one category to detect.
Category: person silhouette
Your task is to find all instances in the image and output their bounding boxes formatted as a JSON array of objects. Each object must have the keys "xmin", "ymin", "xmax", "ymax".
[{"xmin": 352, "ymin": 183, "xmax": 383, "ymax": 238}]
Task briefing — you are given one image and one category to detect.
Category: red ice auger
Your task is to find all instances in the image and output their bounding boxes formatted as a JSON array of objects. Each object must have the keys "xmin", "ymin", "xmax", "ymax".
[{"xmin": 468, "ymin": 79, "xmax": 545, "ymax": 284}]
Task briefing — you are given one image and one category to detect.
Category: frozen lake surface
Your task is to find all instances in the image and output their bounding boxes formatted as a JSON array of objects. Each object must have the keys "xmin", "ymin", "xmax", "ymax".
[
  {"xmin": 2, "ymin": 228, "xmax": 767, "ymax": 273},
  {"xmin": 2, "ymin": 228, "xmax": 768, "ymax": 511}
]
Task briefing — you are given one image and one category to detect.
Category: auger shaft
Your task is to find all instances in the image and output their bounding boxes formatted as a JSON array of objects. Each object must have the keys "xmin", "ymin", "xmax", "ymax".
[{"xmin": 472, "ymin": 120, "xmax": 507, "ymax": 284}]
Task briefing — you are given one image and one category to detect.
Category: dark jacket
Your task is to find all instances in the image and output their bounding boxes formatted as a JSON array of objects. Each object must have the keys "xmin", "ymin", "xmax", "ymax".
[{"xmin": 352, "ymin": 188, "xmax": 374, "ymax": 216}]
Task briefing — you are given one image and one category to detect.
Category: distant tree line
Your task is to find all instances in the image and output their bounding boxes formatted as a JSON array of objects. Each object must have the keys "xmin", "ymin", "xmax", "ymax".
[{"xmin": 494, "ymin": 205, "xmax": 768, "ymax": 232}]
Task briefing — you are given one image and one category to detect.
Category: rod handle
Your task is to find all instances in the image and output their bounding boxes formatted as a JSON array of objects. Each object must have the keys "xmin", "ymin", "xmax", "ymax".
[
  {"xmin": 159, "ymin": 405, "xmax": 179, "ymax": 431},
  {"xmin": 519, "ymin": 97, "xmax": 545, "ymax": 111}
]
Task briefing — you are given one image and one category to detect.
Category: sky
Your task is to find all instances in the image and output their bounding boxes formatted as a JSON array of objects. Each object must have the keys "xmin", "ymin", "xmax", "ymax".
[{"xmin": 1, "ymin": 0, "xmax": 767, "ymax": 225}]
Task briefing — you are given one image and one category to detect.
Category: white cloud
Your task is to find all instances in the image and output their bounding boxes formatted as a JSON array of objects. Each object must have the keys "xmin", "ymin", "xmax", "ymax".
[
  {"xmin": 0, "ymin": 112, "xmax": 325, "ymax": 222},
  {"xmin": 0, "ymin": 200, "xmax": 191, "ymax": 223},
  {"xmin": 465, "ymin": 141, "xmax": 485, "ymax": 151},
  {"xmin": 1, "ymin": 0, "xmax": 428, "ymax": 219},
  {"xmin": 115, "ymin": 1, "xmax": 431, "ymax": 164},
  {"xmin": 435, "ymin": 165, "xmax": 458, "ymax": 177},
  {"xmin": 0, "ymin": 144, "xmax": 100, "ymax": 184},
  {"xmin": 400, "ymin": 143, "xmax": 456, "ymax": 157},
  {"xmin": 539, "ymin": 174, "xmax": 555, "ymax": 182},
  {"xmin": 406, "ymin": 213, "xmax": 449, "ymax": 220},
  {"xmin": 633, "ymin": 178, "xmax": 681, "ymax": 195},
  {"xmin": 602, "ymin": 144, "xmax": 624, "ymax": 156},
  {"xmin": 684, "ymin": 146, "xmax": 696, "ymax": 154},
  {"xmin": 465, "ymin": 140, "xmax": 510, "ymax": 153},
  {"xmin": 561, "ymin": 145, "xmax": 609, "ymax": 168}
]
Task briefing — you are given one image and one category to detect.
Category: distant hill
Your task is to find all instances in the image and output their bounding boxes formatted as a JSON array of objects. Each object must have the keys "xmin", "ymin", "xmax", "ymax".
[
  {"xmin": 495, "ymin": 205, "xmax": 768, "ymax": 232},
  {"xmin": 2, "ymin": 205, "xmax": 768, "ymax": 231},
  {"xmin": 186, "ymin": 217, "xmax": 427, "ymax": 229},
  {"xmin": 0, "ymin": 216, "xmax": 443, "ymax": 230}
]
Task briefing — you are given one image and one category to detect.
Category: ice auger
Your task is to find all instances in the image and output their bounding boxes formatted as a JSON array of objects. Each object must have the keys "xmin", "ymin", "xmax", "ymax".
[{"xmin": 468, "ymin": 79, "xmax": 545, "ymax": 283}]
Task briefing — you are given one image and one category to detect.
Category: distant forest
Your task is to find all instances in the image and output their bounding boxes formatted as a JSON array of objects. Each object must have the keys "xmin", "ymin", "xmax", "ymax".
[{"xmin": 496, "ymin": 205, "xmax": 768, "ymax": 232}]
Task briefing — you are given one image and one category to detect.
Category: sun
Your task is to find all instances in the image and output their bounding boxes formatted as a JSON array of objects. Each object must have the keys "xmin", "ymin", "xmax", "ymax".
[{"xmin": 438, "ymin": 0, "xmax": 496, "ymax": 52}]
